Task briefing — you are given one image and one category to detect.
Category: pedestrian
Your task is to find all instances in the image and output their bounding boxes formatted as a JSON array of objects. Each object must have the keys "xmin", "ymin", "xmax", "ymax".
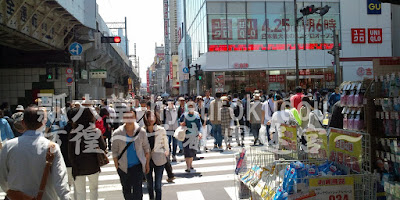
[
  {"xmin": 221, "ymin": 96, "xmax": 233, "ymax": 150},
  {"xmin": 0, "ymin": 105, "xmax": 71, "ymax": 200},
  {"xmin": 179, "ymin": 101, "xmax": 202, "ymax": 172},
  {"xmin": 0, "ymin": 109, "xmax": 14, "ymax": 145},
  {"xmin": 299, "ymin": 97, "xmax": 313, "ymax": 130},
  {"xmin": 62, "ymin": 108, "xmax": 77, "ymax": 195},
  {"xmin": 68, "ymin": 108, "xmax": 107, "ymax": 200},
  {"xmin": 290, "ymin": 86, "xmax": 305, "ymax": 111},
  {"xmin": 232, "ymin": 93, "xmax": 245, "ymax": 147},
  {"xmin": 328, "ymin": 87, "xmax": 341, "ymax": 112},
  {"xmin": 135, "ymin": 99, "xmax": 148, "ymax": 127},
  {"xmin": 112, "ymin": 106, "xmax": 150, "ymax": 200},
  {"xmin": 250, "ymin": 94, "xmax": 263, "ymax": 146},
  {"xmin": 268, "ymin": 100, "xmax": 298, "ymax": 145},
  {"xmin": 100, "ymin": 107, "xmax": 112, "ymax": 150},
  {"xmin": 308, "ymin": 100, "xmax": 324, "ymax": 129},
  {"xmin": 176, "ymin": 97, "xmax": 186, "ymax": 153},
  {"xmin": 144, "ymin": 111, "xmax": 169, "ymax": 200},
  {"xmin": 196, "ymin": 96, "xmax": 208, "ymax": 151},
  {"xmin": 210, "ymin": 93, "xmax": 223, "ymax": 150},
  {"xmin": 164, "ymin": 98, "xmax": 179, "ymax": 162},
  {"xmin": 11, "ymin": 105, "xmax": 25, "ymax": 136},
  {"xmin": 261, "ymin": 93, "xmax": 275, "ymax": 143}
]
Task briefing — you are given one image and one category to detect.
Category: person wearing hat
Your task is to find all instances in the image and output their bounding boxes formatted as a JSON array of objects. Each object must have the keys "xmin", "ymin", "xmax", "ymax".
[
  {"xmin": 249, "ymin": 94, "xmax": 263, "ymax": 146},
  {"xmin": 11, "ymin": 105, "xmax": 26, "ymax": 136}
]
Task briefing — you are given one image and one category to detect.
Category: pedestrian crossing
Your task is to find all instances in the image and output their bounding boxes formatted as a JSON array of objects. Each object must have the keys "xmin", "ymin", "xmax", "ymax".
[{"xmin": 0, "ymin": 136, "xmax": 256, "ymax": 200}]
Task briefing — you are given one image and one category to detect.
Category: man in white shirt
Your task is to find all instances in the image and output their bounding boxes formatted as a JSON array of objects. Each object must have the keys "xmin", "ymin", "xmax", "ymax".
[
  {"xmin": 135, "ymin": 100, "xmax": 148, "ymax": 127},
  {"xmin": 0, "ymin": 105, "xmax": 71, "ymax": 200},
  {"xmin": 261, "ymin": 94, "xmax": 275, "ymax": 143},
  {"xmin": 203, "ymin": 90, "xmax": 214, "ymax": 111}
]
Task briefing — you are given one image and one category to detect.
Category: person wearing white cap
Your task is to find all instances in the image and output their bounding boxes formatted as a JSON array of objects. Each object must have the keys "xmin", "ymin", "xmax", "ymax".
[{"xmin": 11, "ymin": 105, "xmax": 25, "ymax": 135}]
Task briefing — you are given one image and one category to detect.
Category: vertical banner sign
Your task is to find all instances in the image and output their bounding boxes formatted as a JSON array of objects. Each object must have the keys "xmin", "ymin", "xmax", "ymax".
[
  {"xmin": 328, "ymin": 128, "xmax": 363, "ymax": 173},
  {"xmin": 214, "ymin": 72, "xmax": 225, "ymax": 93},
  {"xmin": 128, "ymin": 78, "xmax": 133, "ymax": 92},
  {"xmin": 368, "ymin": 28, "xmax": 382, "ymax": 43},
  {"xmin": 147, "ymin": 70, "xmax": 150, "ymax": 93},
  {"xmin": 367, "ymin": 0, "xmax": 382, "ymax": 14},
  {"xmin": 163, "ymin": 0, "xmax": 170, "ymax": 85},
  {"xmin": 170, "ymin": 62, "xmax": 173, "ymax": 80},
  {"xmin": 351, "ymin": 29, "xmax": 366, "ymax": 43}
]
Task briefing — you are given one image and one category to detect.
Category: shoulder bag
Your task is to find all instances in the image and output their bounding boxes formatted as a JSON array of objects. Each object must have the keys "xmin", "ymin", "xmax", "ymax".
[
  {"xmin": 6, "ymin": 142, "xmax": 56, "ymax": 200},
  {"xmin": 117, "ymin": 128, "xmax": 141, "ymax": 160}
]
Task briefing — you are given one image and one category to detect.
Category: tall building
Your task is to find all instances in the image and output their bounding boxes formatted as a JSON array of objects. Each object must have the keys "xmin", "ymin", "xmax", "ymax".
[{"xmin": 177, "ymin": 0, "xmax": 398, "ymax": 95}]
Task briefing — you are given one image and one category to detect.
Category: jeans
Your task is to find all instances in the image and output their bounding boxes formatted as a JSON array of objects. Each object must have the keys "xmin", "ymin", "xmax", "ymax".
[
  {"xmin": 146, "ymin": 160, "xmax": 165, "ymax": 200},
  {"xmin": 74, "ymin": 172, "xmax": 99, "ymax": 200},
  {"xmin": 251, "ymin": 123, "xmax": 262, "ymax": 144},
  {"xmin": 212, "ymin": 124, "xmax": 222, "ymax": 147},
  {"xmin": 164, "ymin": 156, "xmax": 174, "ymax": 178},
  {"xmin": 167, "ymin": 134, "xmax": 178, "ymax": 156},
  {"xmin": 266, "ymin": 124, "xmax": 271, "ymax": 142},
  {"xmin": 117, "ymin": 164, "xmax": 143, "ymax": 200}
]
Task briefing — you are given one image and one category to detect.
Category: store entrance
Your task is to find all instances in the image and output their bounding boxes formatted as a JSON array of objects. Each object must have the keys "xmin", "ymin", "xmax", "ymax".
[{"xmin": 224, "ymin": 70, "xmax": 267, "ymax": 93}]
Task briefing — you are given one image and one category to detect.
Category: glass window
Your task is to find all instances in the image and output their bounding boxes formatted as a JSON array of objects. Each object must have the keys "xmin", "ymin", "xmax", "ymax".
[
  {"xmin": 285, "ymin": 2, "xmax": 305, "ymax": 50},
  {"xmin": 322, "ymin": 2, "xmax": 340, "ymax": 49},
  {"xmin": 227, "ymin": 2, "xmax": 245, "ymax": 14},
  {"xmin": 227, "ymin": 14, "xmax": 247, "ymax": 51},
  {"xmin": 303, "ymin": 2, "xmax": 323, "ymax": 50},
  {"xmin": 207, "ymin": 2, "xmax": 226, "ymax": 14},
  {"xmin": 247, "ymin": 2, "xmax": 266, "ymax": 51},
  {"xmin": 266, "ymin": 2, "xmax": 285, "ymax": 50},
  {"xmin": 208, "ymin": 14, "xmax": 228, "ymax": 52}
]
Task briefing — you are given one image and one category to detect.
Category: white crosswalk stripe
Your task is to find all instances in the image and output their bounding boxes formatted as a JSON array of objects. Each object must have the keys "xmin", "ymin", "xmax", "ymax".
[{"xmin": 0, "ymin": 136, "xmax": 256, "ymax": 199}]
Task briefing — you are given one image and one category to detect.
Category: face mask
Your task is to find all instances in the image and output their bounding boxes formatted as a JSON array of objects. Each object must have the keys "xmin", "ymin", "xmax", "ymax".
[
  {"xmin": 141, "ymin": 107, "xmax": 147, "ymax": 111},
  {"xmin": 188, "ymin": 108, "xmax": 195, "ymax": 112}
]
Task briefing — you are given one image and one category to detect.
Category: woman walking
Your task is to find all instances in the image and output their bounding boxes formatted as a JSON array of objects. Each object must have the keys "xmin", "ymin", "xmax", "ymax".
[
  {"xmin": 144, "ymin": 110, "xmax": 169, "ymax": 200},
  {"xmin": 112, "ymin": 106, "xmax": 150, "ymax": 200},
  {"xmin": 179, "ymin": 101, "xmax": 202, "ymax": 172},
  {"xmin": 68, "ymin": 108, "xmax": 107, "ymax": 200}
]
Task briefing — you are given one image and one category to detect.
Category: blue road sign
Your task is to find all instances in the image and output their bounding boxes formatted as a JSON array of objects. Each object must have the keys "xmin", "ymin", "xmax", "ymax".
[
  {"xmin": 66, "ymin": 77, "xmax": 73, "ymax": 83},
  {"xmin": 69, "ymin": 42, "xmax": 83, "ymax": 55},
  {"xmin": 183, "ymin": 67, "xmax": 189, "ymax": 73}
]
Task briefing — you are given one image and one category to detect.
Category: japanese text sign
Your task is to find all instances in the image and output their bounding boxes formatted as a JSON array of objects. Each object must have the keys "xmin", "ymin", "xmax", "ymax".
[
  {"xmin": 309, "ymin": 176, "xmax": 354, "ymax": 200},
  {"xmin": 351, "ymin": 29, "xmax": 366, "ymax": 43},
  {"xmin": 328, "ymin": 128, "xmax": 363, "ymax": 173}
]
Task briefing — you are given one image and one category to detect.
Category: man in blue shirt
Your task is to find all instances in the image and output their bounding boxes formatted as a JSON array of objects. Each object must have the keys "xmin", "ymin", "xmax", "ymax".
[{"xmin": 328, "ymin": 87, "xmax": 341, "ymax": 112}]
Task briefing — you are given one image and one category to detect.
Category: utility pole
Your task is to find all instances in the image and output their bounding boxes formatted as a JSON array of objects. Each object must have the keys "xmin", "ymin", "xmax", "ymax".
[
  {"xmin": 294, "ymin": 0, "xmax": 300, "ymax": 86},
  {"xmin": 333, "ymin": 29, "xmax": 341, "ymax": 87}
]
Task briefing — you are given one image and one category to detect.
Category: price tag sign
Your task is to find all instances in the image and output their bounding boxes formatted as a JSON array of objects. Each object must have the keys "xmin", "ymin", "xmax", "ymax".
[{"xmin": 309, "ymin": 176, "xmax": 354, "ymax": 200}]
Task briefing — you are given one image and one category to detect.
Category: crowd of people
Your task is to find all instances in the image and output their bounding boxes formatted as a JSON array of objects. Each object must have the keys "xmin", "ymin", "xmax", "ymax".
[{"xmin": 0, "ymin": 86, "xmax": 342, "ymax": 200}]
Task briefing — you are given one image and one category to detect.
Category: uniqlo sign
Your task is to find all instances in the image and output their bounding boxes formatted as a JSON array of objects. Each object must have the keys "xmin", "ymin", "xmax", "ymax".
[
  {"xmin": 368, "ymin": 28, "xmax": 382, "ymax": 43},
  {"xmin": 351, "ymin": 29, "xmax": 366, "ymax": 43}
]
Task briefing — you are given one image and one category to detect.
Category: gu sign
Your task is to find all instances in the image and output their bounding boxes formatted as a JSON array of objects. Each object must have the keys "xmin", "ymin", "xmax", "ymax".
[{"xmin": 367, "ymin": 0, "xmax": 381, "ymax": 15}]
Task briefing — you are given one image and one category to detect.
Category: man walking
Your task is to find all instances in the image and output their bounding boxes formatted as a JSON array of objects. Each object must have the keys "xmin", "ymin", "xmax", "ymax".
[
  {"xmin": 249, "ymin": 94, "xmax": 263, "ymax": 146},
  {"xmin": 290, "ymin": 86, "xmax": 305, "ymax": 111},
  {"xmin": 210, "ymin": 93, "xmax": 223, "ymax": 150},
  {"xmin": 261, "ymin": 94, "xmax": 275, "ymax": 143},
  {"xmin": 0, "ymin": 105, "xmax": 71, "ymax": 200}
]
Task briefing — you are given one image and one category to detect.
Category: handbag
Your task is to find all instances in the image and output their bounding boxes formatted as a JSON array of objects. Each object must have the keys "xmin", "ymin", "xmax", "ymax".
[
  {"xmin": 174, "ymin": 126, "xmax": 186, "ymax": 141},
  {"xmin": 6, "ymin": 142, "xmax": 56, "ymax": 200},
  {"xmin": 97, "ymin": 149, "xmax": 109, "ymax": 167}
]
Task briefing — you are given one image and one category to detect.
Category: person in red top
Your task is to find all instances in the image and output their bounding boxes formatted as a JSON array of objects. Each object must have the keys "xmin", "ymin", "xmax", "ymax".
[{"xmin": 290, "ymin": 86, "xmax": 305, "ymax": 111}]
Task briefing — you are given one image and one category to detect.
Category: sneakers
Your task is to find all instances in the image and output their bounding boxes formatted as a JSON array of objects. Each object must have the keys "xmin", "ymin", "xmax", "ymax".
[
  {"xmin": 172, "ymin": 155, "xmax": 177, "ymax": 162},
  {"xmin": 185, "ymin": 169, "xmax": 191, "ymax": 173},
  {"xmin": 213, "ymin": 145, "xmax": 218, "ymax": 149},
  {"xmin": 166, "ymin": 177, "xmax": 176, "ymax": 183}
]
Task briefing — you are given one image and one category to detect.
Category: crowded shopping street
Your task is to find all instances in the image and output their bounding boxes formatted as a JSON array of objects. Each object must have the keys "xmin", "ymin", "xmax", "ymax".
[{"xmin": 1, "ymin": 0, "xmax": 400, "ymax": 200}]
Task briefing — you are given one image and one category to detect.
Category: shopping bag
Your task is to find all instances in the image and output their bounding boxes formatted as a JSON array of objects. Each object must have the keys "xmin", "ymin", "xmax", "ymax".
[
  {"xmin": 259, "ymin": 125, "xmax": 266, "ymax": 144},
  {"xmin": 174, "ymin": 126, "xmax": 187, "ymax": 141}
]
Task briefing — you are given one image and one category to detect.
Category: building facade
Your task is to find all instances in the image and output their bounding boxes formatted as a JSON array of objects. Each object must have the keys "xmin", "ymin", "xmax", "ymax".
[{"xmin": 177, "ymin": 0, "xmax": 397, "ymax": 95}]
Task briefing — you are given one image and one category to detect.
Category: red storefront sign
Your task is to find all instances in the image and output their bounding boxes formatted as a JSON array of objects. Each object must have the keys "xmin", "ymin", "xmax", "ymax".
[
  {"xmin": 211, "ymin": 19, "xmax": 233, "ymax": 40},
  {"xmin": 351, "ymin": 28, "xmax": 366, "ymax": 43},
  {"xmin": 234, "ymin": 63, "xmax": 249, "ymax": 69},
  {"xmin": 368, "ymin": 28, "xmax": 382, "ymax": 43},
  {"xmin": 269, "ymin": 75, "xmax": 285, "ymax": 83},
  {"xmin": 169, "ymin": 62, "xmax": 173, "ymax": 79},
  {"xmin": 325, "ymin": 73, "xmax": 334, "ymax": 82},
  {"xmin": 146, "ymin": 70, "xmax": 150, "ymax": 93}
]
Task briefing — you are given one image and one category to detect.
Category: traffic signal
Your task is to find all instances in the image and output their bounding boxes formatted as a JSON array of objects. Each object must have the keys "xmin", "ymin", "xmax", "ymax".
[
  {"xmin": 197, "ymin": 70, "xmax": 203, "ymax": 80},
  {"xmin": 101, "ymin": 36, "xmax": 122, "ymax": 43},
  {"xmin": 300, "ymin": 5, "xmax": 316, "ymax": 16},
  {"xmin": 46, "ymin": 67, "xmax": 53, "ymax": 80},
  {"xmin": 318, "ymin": 5, "xmax": 331, "ymax": 16}
]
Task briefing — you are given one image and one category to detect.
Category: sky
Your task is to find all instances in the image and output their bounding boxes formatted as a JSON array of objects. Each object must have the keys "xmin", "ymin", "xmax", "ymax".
[{"xmin": 96, "ymin": 0, "xmax": 165, "ymax": 83}]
